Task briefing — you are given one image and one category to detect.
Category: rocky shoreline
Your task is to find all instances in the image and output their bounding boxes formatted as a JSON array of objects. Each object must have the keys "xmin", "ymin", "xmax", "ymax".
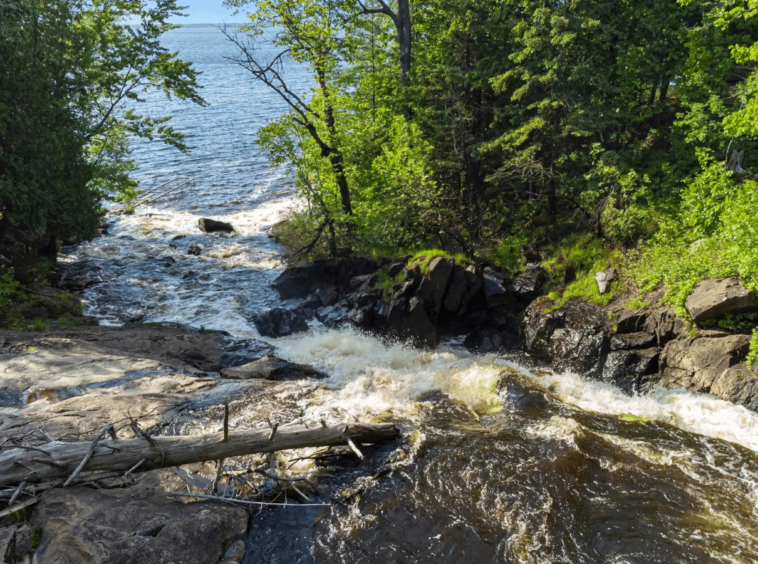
[{"xmin": 259, "ymin": 254, "xmax": 758, "ymax": 413}]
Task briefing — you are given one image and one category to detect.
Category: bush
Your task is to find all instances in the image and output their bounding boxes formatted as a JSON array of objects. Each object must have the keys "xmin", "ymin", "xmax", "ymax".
[{"xmin": 0, "ymin": 269, "xmax": 18, "ymax": 310}]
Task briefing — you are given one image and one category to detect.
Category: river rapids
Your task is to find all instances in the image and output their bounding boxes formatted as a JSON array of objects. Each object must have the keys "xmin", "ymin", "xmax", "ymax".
[{"xmin": 60, "ymin": 25, "xmax": 758, "ymax": 564}]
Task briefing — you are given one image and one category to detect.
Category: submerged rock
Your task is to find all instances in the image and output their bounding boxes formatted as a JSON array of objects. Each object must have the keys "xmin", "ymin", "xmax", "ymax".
[
  {"xmin": 685, "ymin": 277, "xmax": 758, "ymax": 323},
  {"xmin": 198, "ymin": 218, "xmax": 235, "ymax": 234},
  {"xmin": 220, "ymin": 356, "xmax": 326, "ymax": 381},
  {"xmin": 252, "ymin": 307, "xmax": 308, "ymax": 338}
]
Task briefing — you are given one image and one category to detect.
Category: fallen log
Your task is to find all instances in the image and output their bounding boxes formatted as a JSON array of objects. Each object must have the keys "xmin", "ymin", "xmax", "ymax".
[{"xmin": 0, "ymin": 422, "xmax": 399, "ymax": 488}]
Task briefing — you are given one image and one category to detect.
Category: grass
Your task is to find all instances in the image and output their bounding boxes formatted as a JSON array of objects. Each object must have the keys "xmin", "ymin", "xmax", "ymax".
[
  {"xmin": 408, "ymin": 249, "xmax": 474, "ymax": 274},
  {"xmin": 32, "ymin": 317, "xmax": 50, "ymax": 332},
  {"xmin": 625, "ymin": 298, "xmax": 651, "ymax": 310}
]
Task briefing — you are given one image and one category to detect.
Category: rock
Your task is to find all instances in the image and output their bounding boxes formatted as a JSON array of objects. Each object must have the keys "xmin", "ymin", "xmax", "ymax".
[
  {"xmin": 685, "ymin": 277, "xmax": 758, "ymax": 323},
  {"xmin": 337, "ymin": 256, "xmax": 379, "ymax": 292},
  {"xmin": 55, "ymin": 260, "xmax": 104, "ymax": 291},
  {"xmin": 614, "ymin": 307, "xmax": 686, "ymax": 345},
  {"xmin": 548, "ymin": 328, "xmax": 610, "ymax": 378},
  {"xmin": 0, "ymin": 527, "xmax": 14, "ymax": 561},
  {"xmin": 271, "ymin": 261, "xmax": 339, "ymax": 300},
  {"xmin": 595, "ymin": 268, "xmax": 617, "ymax": 295},
  {"xmin": 315, "ymin": 303, "xmax": 349, "ymax": 328},
  {"xmin": 520, "ymin": 244, "xmax": 541, "ymax": 265},
  {"xmin": 511, "ymin": 264, "xmax": 546, "ymax": 302},
  {"xmin": 610, "ymin": 332, "xmax": 656, "ymax": 351},
  {"xmin": 350, "ymin": 274, "xmax": 375, "ymax": 292},
  {"xmin": 218, "ymin": 336, "xmax": 275, "ymax": 368},
  {"xmin": 387, "ymin": 297, "xmax": 406, "ymax": 328},
  {"xmin": 252, "ymin": 307, "xmax": 308, "ymax": 338},
  {"xmin": 220, "ymin": 356, "xmax": 326, "ymax": 381},
  {"xmin": 460, "ymin": 266, "xmax": 483, "ymax": 311},
  {"xmin": 601, "ymin": 348, "xmax": 659, "ymax": 394},
  {"xmin": 464, "ymin": 327, "xmax": 519, "ymax": 353},
  {"xmin": 356, "ymin": 292, "xmax": 378, "ymax": 308},
  {"xmin": 29, "ymin": 480, "xmax": 248, "ymax": 564},
  {"xmin": 443, "ymin": 267, "xmax": 468, "ymax": 315},
  {"xmin": 12, "ymin": 523, "xmax": 33, "ymax": 557},
  {"xmin": 223, "ymin": 540, "xmax": 247, "ymax": 563},
  {"xmin": 401, "ymin": 297, "xmax": 439, "ymax": 348},
  {"xmin": 188, "ymin": 244, "xmax": 204, "ymax": 256},
  {"xmin": 198, "ymin": 218, "xmax": 235, "ymax": 234},
  {"xmin": 425, "ymin": 257, "xmax": 454, "ymax": 314},
  {"xmin": 483, "ymin": 270, "xmax": 510, "ymax": 309},
  {"xmin": 316, "ymin": 287, "xmax": 338, "ymax": 307},
  {"xmin": 347, "ymin": 305, "xmax": 376, "ymax": 330},
  {"xmin": 388, "ymin": 257, "xmax": 410, "ymax": 277},
  {"xmin": 658, "ymin": 334, "xmax": 752, "ymax": 397}
]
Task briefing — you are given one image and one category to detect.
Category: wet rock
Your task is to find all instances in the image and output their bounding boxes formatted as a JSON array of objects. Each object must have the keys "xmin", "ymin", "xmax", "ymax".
[
  {"xmin": 464, "ymin": 327, "xmax": 519, "ymax": 353},
  {"xmin": 29, "ymin": 480, "xmax": 248, "ymax": 564},
  {"xmin": 271, "ymin": 261, "xmax": 339, "ymax": 300},
  {"xmin": 356, "ymin": 292, "xmax": 378, "ymax": 308},
  {"xmin": 511, "ymin": 264, "xmax": 546, "ymax": 302},
  {"xmin": 218, "ymin": 336, "xmax": 274, "ymax": 368},
  {"xmin": 401, "ymin": 297, "xmax": 439, "ymax": 348},
  {"xmin": 316, "ymin": 287, "xmax": 339, "ymax": 307},
  {"xmin": 657, "ymin": 334, "xmax": 752, "ymax": 400},
  {"xmin": 483, "ymin": 270, "xmax": 510, "ymax": 309},
  {"xmin": 347, "ymin": 305, "xmax": 376, "ymax": 330},
  {"xmin": 685, "ymin": 277, "xmax": 758, "ymax": 323},
  {"xmin": 252, "ymin": 307, "xmax": 308, "ymax": 338},
  {"xmin": 337, "ymin": 256, "xmax": 379, "ymax": 291},
  {"xmin": 460, "ymin": 266, "xmax": 483, "ymax": 311},
  {"xmin": 220, "ymin": 356, "xmax": 326, "ymax": 381},
  {"xmin": 595, "ymin": 268, "xmax": 617, "ymax": 295},
  {"xmin": 315, "ymin": 303, "xmax": 349, "ymax": 328},
  {"xmin": 223, "ymin": 539, "xmax": 247, "ymax": 563},
  {"xmin": 610, "ymin": 331, "xmax": 656, "ymax": 351},
  {"xmin": 388, "ymin": 257, "xmax": 410, "ymax": 277},
  {"xmin": 188, "ymin": 244, "xmax": 204, "ymax": 256},
  {"xmin": 198, "ymin": 218, "xmax": 235, "ymax": 234},
  {"xmin": 350, "ymin": 274, "xmax": 375, "ymax": 292},
  {"xmin": 549, "ymin": 328, "xmax": 610, "ymax": 378},
  {"xmin": 55, "ymin": 260, "xmax": 104, "ymax": 291},
  {"xmin": 443, "ymin": 267, "xmax": 468, "ymax": 315},
  {"xmin": 601, "ymin": 348, "xmax": 659, "ymax": 394},
  {"xmin": 393, "ymin": 280, "xmax": 416, "ymax": 301}
]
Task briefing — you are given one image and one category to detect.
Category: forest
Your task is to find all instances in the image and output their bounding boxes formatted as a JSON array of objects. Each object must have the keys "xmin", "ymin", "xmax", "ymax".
[{"xmin": 2, "ymin": 0, "xmax": 758, "ymax": 318}]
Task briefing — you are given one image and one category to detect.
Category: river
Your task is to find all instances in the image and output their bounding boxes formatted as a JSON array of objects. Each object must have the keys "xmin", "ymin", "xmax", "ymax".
[{"xmin": 61, "ymin": 25, "xmax": 758, "ymax": 564}]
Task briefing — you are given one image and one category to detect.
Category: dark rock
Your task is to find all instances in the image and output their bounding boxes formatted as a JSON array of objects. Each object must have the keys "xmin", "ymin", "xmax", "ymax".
[
  {"xmin": 489, "ymin": 307, "xmax": 519, "ymax": 331},
  {"xmin": 595, "ymin": 268, "xmax": 617, "ymax": 295},
  {"xmin": 520, "ymin": 244, "xmax": 542, "ymax": 265},
  {"xmin": 271, "ymin": 261, "xmax": 339, "ymax": 300},
  {"xmin": 356, "ymin": 291, "xmax": 378, "ymax": 308},
  {"xmin": 405, "ymin": 266, "xmax": 421, "ymax": 282},
  {"xmin": 350, "ymin": 274, "xmax": 375, "ymax": 292},
  {"xmin": 387, "ymin": 298, "xmax": 407, "ymax": 328},
  {"xmin": 188, "ymin": 244, "xmax": 204, "ymax": 256},
  {"xmin": 55, "ymin": 260, "xmax": 104, "ymax": 291},
  {"xmin": 483, "ymin": 270, "xmax": 510, "ymax": 309},
  {"xmin": 374, "ymin": 299, "xmax": 388, "ymax": 318},
  {"xmin": 548, "ymin": 328, "xmax": 610, "ymax": 378},
  {"xmin": 388, "ymin": 257, "xmax": 410, "ymax": 277},
  {"xmin": 460, "ymin": 266, "xmax": 483, "ymax": 311},
  {"xmin": 443, "ymin": 267, "xmax": 468, "ymax": 315},
  {"xmin": 610, "ymin": 332, "xmax": 656, "ymax": 351},
  {"xmin": 12, "ymin": 524, "xmax": 33, "ymax": 557},
  {"xmin": 685, "ymin": 277, "xmax": 758, "ymax": 323},
  {"xmin": 316, "ymin": 287, "xmax": 338, "ymax": 307},
  {"xmin": 252, "ymin": 307, "xmax": 308, "ymax": 338},
  {"xmin": 401, "ymin": 296, "xmax": 439, "ymax": 348},
  {"xmin": 601, "ymin": 348, "xmax": 659, "ymax": 394},
  {"xmin": 426, "ymin": 257, "xmax": 454, "ymax": 314},
  {"xmin": 198, "ymin": 218, "xmax": 235, "ymax": 234},
  {"xmin": 303, "ymin": 293, "xmax": 323, "ymax": 310},
  {"xmin": 511, "ymin": 264, "xmax": 546, "ymax": 302},
  {"xmin": 220, "ymin": 356, "xmax": 326, "ymax": 380},
  {"xmin": 416, "ymin": 276, "xmax": 435, "ymax": 305},
  {"xmin": 223, "ymin": 540, "xmax": 247, "ymax": 563},
  {"xmin": 337, "ymin": 256, "xmax": 379, "ymax": 291},
  {"xmin": 315, "ymin": 303, "xmax": 349, "ymax": 328},
  {"xmin": 464, "ymin": 327, "xmax": 519, "ymax": 353},
  {"xmin": 218, "ymin": 336, "xmax": 275, "ymax": 368},
  {"xmin": 347, "ymin": 305, "xmax": 376, "ymax": 330}
]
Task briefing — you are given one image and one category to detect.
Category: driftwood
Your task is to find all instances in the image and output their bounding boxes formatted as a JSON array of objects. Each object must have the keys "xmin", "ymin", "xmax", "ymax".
[{"xmin": 0, "ymin": 423, "xmax": 399, "ymax": 488}]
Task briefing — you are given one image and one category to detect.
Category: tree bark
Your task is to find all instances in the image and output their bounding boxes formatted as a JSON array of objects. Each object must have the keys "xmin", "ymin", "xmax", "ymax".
[
  {"xmin": 0, "ymin": 423, "xmax": 399, "ymax": 487},
  {"xmin": 396, "ymin": 0, "xmax": 412, "ymax": 86}
]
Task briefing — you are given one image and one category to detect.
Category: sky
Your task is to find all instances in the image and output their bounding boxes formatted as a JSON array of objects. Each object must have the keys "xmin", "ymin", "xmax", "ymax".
[{"xmin": 172, "ymin": 0, "xmax": 245, "ymax": 24}]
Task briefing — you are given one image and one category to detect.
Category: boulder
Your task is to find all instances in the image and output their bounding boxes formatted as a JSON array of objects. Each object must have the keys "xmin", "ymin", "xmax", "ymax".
[
  {"xmin": 347, "ymin": 304, "xmax": 376, "ymax": 330},
  {"xmin": 483, "ymin": 270, "xmax": 510, "ymax": 309},
  {"xmin": 614, "ymin": 307, "xmax": 686, "ymax": 345},
  {"xmin": 610, "ymin": 331, "xmax": 656, "ymax": 351},
  {"xmin": 220, "ymin": 356, "xmax": 326, "ymax": 380},
  {"xmin": 601, "ymin": 348, "xmax": 659, "ymax": 394},
  {"xmin": 387, "ymin": 297, "xmax": 406, "ymax": 328},
  {"xmin": 350, "ymin": 274, "xmax": 375, "ymax": 292},
  {"xmin": 548, "ymin": 328, "xmax": 610, "ymax": 378},
  {"xmin": 685, "ymin": 277, "xmax": 758, "ymax": 323},
  {"xmin": 425, "ymin": 257, "xmax": 455, "ymax": 314},
  {"xmin": 459, "ymin": 266, "xmax": 483, "ymax": 311},
  {"xmin": 198, "ymin": 218, "xmax": 235, "ymax": 234},
  {"xmin": 271, "ymin": 260, "xmax": 339, "ymax": 300},
  {"xmin": 388, "ymin": 257, "xmax": 410, "ymax": 277},
  {"xmin": 511, "ymin": 264, "xmax": 546, "ymax": 302},
  {"xmin": 657, "ymin": 333, "xmax": 752, "ymax": 396},
  {"xmin": 337, "ymin": 256, "xmax": 379, "ymax": 292},
  {"xmin": 595, "ymin": 268, "xmax": 617, "ymax": 295},
  {"xmin": 315, "ymin": 303, "xmax": 349, "ymax": 328},
  {"xmin": 55, "ymin": 260, "xmax": 104, "ymax": 291},
  {"xmin": 401, "ymin": 296, "xmax": 439, "ymax": 348},
  {"xmin": 464, "ymin": 327, "xmax": 519, "ymax": 353},
  {"xmin": 443, "ymin": 266, "xmax": 468, "ymax": 315},
  {"xmin": 252, "ymin": 307, "xmax": 308, "ymax": 338}
]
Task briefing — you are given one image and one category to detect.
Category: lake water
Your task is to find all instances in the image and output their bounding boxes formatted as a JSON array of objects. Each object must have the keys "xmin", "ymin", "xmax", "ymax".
[{"xmin": 63, "ymin": 26, "xmax": 758, "ymax": 564}]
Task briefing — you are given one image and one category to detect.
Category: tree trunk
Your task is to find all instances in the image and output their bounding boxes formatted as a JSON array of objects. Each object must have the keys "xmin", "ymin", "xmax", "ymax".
[
  {"xmin": 0, "ymin": 423, "xmax": 399, "ymax": 487},
  {"xmin": 396, "ymin": 0, "xmax": 412, "ymax": 85}
]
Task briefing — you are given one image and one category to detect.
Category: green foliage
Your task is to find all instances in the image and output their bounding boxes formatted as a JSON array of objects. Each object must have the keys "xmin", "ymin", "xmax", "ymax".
[
  {"xmin": 0, "ymin": 268, "xmax": 18, "ymax": 309},
  {"xmin": 31, "ymin": 527, "xmax": 42, "ymax": 550},
  {"xmin": 625, "ymin": 298, "xmax": 651, "ymax": 310},
  {"xmin": 33, "ymin": 317, "xmax": 50, "ymax": 332},
  {"xmin": 701, "ymin": 313, "xmax": 758, "ymax": 332},
  {"xmin": 748, "ymin": 330, "xmax": 758, "ymax": 370}
]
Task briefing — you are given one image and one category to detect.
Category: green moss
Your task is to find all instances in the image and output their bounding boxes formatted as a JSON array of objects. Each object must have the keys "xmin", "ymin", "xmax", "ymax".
[
  {"xmin": 748, "ymin": 330, "xmax": 758, "ymax": 370},
  {"xmin": 31, "ymin": 527, "xmax": 42, "ymax": 549},
  {"xmin": 625, "ymin": 298, "xmax": 651, "ymax": 310},
  {"xmin": 620, "ymin": 414, "xmax": 649, "ymax": 423}
]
